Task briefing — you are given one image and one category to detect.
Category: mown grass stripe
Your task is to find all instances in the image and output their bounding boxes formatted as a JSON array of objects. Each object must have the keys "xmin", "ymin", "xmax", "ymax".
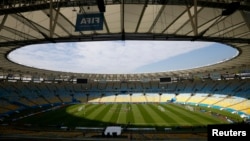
[
  {"xmin": 76, "ymin": 104, "xmax": 112, "ymax": 127},
  {"xmin": 126, "ymin": 104, "xmax": 135, "ymax": 124},
  {"xmin": 170, "ymin": 104, "xmax": 225, "ymax": 124},
  {"xmin": 65, "ymin": 104, "xmax": 83, "ymax": 114},
  {"xmin": 150, "ymin": 104, "xmax": 188, "ymax": 126},
  {"xmin": 101, "ymin": 104, "xmax": 118, "ymax": 123},
  {"xmin": 109, "ymin": 104, "xmax": 122, "ymax": 123},
  {"xmin": 141, "ymin": 104, "xmax": 168, "ymax": 126},
  {"xmin": 148, "ymin": 104, "xmax": 175, "ymax": 126},
  {"xmin": 65, "ymin": 104, "xmax": 97, "ymax": 126},
  {"xmin": 70, "ymin": 104, "xmax": 88, "ymax": 117},
  {"xmin": 166, "ymin": 104, "xmax": 220, "ymax": 125},
  {"xmin": 158, "ymin": 104, "xmax": 192, "ymax": 126},
  {"xmin": 65, "ymin": 103, "xmax": 102, "ymax": 126},
  {"xmin": 131, "ymin": 104, "xmax": 146, "ymax": 125},
  {"xmin": 70, "ymin": 104, "xmax": 102, "ymax": 126},
  {"xmin": 17, "ymin": 103, "xmax": 230, "ymax": 128},
  {"xmin": 93, "ymin": 104, "xmax": 112, "ymax": 120},
  {"xmin": 86, "ymin": 104, "xmax": 109, "ymax": 120},
  {"xmin": 116, "ymin": 104, "xmax": 128, "ymax": 124},
  {"xmin": 160, "ymin": 103, "xmax": 205, "ymax": 126},
  {"xmin": 136, "ymin": 104, "xmax": 156, "ymax": 126},
  {"xmin": 81, "ymin": 104, "xmax": 100, "ymax": 116}
]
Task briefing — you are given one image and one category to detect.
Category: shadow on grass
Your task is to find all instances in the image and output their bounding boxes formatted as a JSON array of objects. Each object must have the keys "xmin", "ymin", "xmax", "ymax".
[{"xmin": 1, "ymin": 104, "xmax": 211, "ymax": 133}]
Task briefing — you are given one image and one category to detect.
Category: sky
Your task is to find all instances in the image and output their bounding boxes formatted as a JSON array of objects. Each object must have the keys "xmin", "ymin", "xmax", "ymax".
[{"xmin": 8, "ymin": 40, "xmax": 238, "ymax": 74}]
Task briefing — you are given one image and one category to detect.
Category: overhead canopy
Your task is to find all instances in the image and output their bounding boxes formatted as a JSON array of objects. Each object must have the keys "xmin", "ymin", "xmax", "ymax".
[{"xmin": 0, "ymin": 0, "xmax": 250, "ymax": 81}]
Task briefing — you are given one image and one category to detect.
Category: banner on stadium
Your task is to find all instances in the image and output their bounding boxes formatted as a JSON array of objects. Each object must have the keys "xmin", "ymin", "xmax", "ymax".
[{"xmin": 75, "ymin": 13, "xmax": 104, "ymax": 31}]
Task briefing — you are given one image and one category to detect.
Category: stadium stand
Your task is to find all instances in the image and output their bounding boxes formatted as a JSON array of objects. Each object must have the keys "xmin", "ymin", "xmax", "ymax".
[{"xmin": 1, "ymin": 79, "xmax": 249, "ymax": 115}]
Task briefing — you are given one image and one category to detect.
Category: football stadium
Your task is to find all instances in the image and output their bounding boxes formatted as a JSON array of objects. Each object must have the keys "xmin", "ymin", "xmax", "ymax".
[{"xmin": 0, "ymin": 0, "xmax": 250, "ymax": 141}]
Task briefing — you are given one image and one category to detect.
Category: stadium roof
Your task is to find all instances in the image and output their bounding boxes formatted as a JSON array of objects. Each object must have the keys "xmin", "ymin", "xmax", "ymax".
[{"xmin": 0, "ymin": 0, "xmax": 250, "ymax": 81}]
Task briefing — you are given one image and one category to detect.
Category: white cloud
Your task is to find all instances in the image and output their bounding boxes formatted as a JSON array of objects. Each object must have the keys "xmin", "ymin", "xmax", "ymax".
[{"xmin": 8, "ymin": 41, "xmax": 214, "ymax": 74}]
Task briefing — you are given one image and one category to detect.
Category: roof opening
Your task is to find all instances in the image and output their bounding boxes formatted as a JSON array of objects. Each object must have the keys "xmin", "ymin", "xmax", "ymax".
[{"xmin": 8, "ymin": 40, "xmax": 238, "ymax": 74}]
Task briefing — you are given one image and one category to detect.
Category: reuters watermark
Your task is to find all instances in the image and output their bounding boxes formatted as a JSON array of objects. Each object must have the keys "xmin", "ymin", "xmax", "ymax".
[{"xmin": 207, "ymin": 123, "xmax": 249, "ymax": 140}]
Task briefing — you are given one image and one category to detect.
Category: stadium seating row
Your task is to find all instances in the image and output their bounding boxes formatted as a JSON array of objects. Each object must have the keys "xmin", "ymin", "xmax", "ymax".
[{"xmin": 0, "ymin": 79, "xmax": 249, "ymax": 116}]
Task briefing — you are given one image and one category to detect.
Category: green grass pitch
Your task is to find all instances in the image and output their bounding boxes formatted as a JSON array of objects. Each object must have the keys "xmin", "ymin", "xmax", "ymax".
[{"xmin": 16, "ymin": 103, "xmax": 228, "ymax": 128}]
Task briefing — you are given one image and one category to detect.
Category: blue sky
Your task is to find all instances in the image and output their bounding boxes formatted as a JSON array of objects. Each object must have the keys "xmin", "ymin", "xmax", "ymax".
[{"xmin": 8, "ymin": 41, "xmax": 238, "ymax": 74}]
